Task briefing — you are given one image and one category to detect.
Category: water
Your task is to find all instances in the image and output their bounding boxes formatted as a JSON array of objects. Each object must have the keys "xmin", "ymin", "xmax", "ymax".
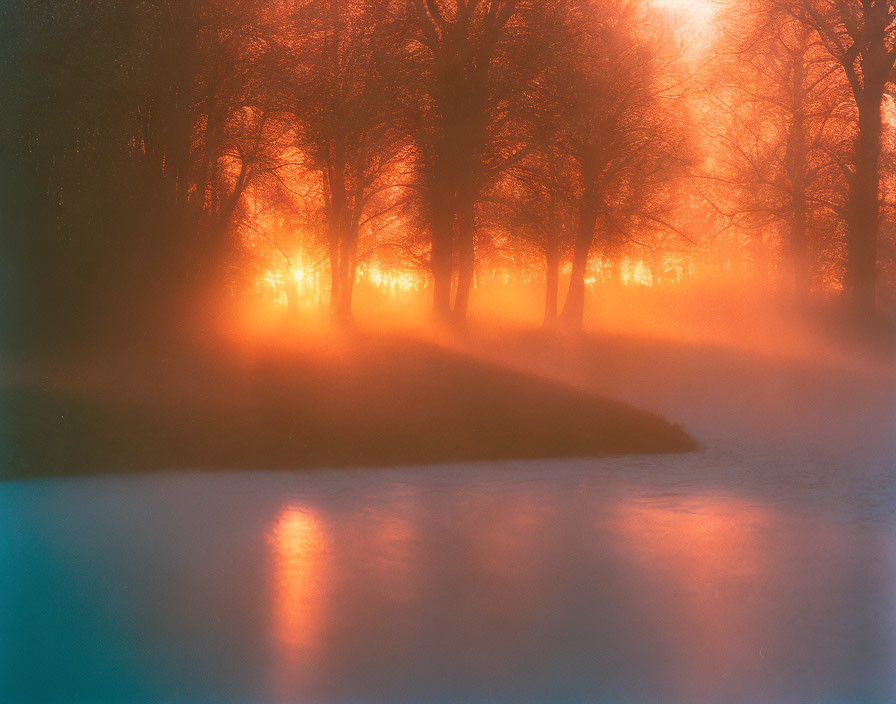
[{"xmin": 2, "ymin": 342, "xmax": 895, "ymax": 703}]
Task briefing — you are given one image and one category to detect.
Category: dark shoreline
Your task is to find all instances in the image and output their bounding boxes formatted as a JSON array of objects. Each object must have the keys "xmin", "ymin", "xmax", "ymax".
[{"xmin": 0, "ymin": 336, "xmax": 696, "ymax": 481}]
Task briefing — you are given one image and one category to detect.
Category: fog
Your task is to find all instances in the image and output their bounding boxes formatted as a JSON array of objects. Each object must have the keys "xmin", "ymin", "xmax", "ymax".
[
  {"xmin": 3, "ymin": 0, "xmax": 896, "ymax": 701},
  {"xmin": 3, "ymin": 328, "xmax": 895, "ymax": 702},
  {"xmin": 4, "ymin": 274, "xmax": 896, "ymax": 702}
]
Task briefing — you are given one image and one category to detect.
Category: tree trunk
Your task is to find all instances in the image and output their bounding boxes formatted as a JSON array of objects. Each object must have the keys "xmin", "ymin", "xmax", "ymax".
[
  {"xmin": 334, "ymin": 267, "xmax": 355, "ymax": 324},
  {"xmin": 846, "ymin": 90, "xmax": 883, "ymax": 315},
  {"xmin": 328, "ymin": 229, "xmax": 341, "ymax": 320},
  {"xmin": 790, "ymin": 197, "xmax": 811, "ymax": 301},
  {"xmin": 790, "ymin": 146, "xmax": 811, "ymax": 302},
  {"xmin": 335, "ymin": 222, "xmax": 358, "ymax": 326},
  {"xmin": 543, "ymin": 239, "xmax": 560, "ymax": 329},
  {"xmin": 788, "ymin": 50, "xmax": 811, "ymax": 303},
  {"xmin": 430, "ymin": 194, "xmax": 454, "ymax": 323},
  {"xmin": 452, "ymin": 195, "xmax": 475, "ymax": 326},
  {"xmin": 327, "ymin": 165, "xmax": 348, "ymax": 323},
  {"xmin": 561, "ymin": 185, "xmax": 598, "ymax": 333},
  {"xmin": 543, "ymin": 153, "xmax": 560, "ymax": 329}
]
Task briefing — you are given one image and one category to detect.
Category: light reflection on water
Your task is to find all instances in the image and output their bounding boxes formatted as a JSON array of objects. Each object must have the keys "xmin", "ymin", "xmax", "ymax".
[
  {"xmin": 1, "ymin": 453, "xmax": 895, "ymax": 703},
  {"xmin": 269, "ymin": 506, "xmax": 326, "ymax": 699}
]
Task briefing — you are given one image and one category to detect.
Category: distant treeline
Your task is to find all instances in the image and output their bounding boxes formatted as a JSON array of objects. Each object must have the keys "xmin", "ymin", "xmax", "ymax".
[{"xmin": 1, "ymin": 0, "xmax": 893, "ymax": 349}]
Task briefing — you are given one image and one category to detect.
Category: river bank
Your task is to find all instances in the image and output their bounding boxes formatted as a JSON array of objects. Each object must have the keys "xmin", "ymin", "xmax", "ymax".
[{"xmin": 0, "ymin": 333, "xmax": 694, "ymax": 481}]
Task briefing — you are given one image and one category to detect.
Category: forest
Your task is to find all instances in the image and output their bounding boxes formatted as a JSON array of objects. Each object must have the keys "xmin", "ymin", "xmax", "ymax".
[{"xmin": 2, "ymin": 0, "xmax": 896, "ymax": 350}]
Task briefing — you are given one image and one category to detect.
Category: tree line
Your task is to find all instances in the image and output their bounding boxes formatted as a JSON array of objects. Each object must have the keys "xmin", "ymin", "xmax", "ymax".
[
  {"xmin": 1, "ymin": 0, "xmax": 894, "ymax": 349},
  {"xmin": 702, "ymin": 0, "xmax": 896, "ymax": 315}
]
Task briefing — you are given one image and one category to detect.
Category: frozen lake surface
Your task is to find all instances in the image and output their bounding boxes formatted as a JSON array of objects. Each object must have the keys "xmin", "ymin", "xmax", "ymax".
[{"xmin": 2, "ymin": 339, "xmax": 895, "ymax": 703}]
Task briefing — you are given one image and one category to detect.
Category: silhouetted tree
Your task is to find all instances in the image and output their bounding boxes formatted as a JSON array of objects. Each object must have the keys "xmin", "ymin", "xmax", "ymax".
[
  {"xmin": 399, "ymin": 0, "xmax": 544, "ymax": 325},
  {"xmin": 551, "ymin": 0, "xmax": 689, "ymax": 332},
  {"xmin": 706, "ymin": 1, "xmax": 852, "ymax": 299},
  {"xmin": 0, "ymin": 0, "xmax": 280, "ymax": 345},
  {"xmin": 776, "ymin": 0, "xmax": 896, "ymax": 315},
  {"xmin": 280, "ymin": 0, "xmax": 409, "ymax": 323}
]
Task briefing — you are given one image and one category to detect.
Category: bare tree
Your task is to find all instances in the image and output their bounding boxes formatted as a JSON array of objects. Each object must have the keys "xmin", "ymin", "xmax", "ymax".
[
  {"xmin": 399, "ymin": 0, "xmax": 542, "ymax": 325},
  {"xmin": 484, "ymin": 119, "xmax": 577, "ymax": 327},
  {"xmin": 551, "ymin": 0, "xmax": 690, "ymax": 332},
  {"xmin": 775, "ymin": 0, "xmax": 896, "ymax": 314},
  {"xmin": 280, "ymin": 0, "xmax": 408, "ymax": 324},
  {"xmin": 705, "ymin": 1, "xmax": 852, "ymax": 299}
]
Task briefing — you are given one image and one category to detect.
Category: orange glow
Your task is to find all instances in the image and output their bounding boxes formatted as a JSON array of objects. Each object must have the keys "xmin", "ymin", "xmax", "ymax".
[
  {"xmin": 258, "ymin": 256, "xmax": 676, "ymax": 308},
  {"xmin": 268, "ymin": 505, "xmax": 327, "ymax": 698},
  {"xmin": 358, "ymin": 264, "xmax": 427, "ymax": 298},
  {"xmin": 612, "ymin": 494, "xmax": 768, "ymax": 579},
  {"xmin": 620, "ymin": 259, "xmax": 654, "ymax": 287},
  {"xmin": 609, "ymin": 494, "xmax": 779, "ymax": 696},
  {"xmin": 259, "ymin": 263, "xmax": 426, "ymax": 306}
]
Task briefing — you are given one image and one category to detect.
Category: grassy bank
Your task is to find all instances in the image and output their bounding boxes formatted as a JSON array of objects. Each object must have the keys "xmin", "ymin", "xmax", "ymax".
[{"xmin": 0, "ymin": 335, "xmax": 695, "ymax": 480}]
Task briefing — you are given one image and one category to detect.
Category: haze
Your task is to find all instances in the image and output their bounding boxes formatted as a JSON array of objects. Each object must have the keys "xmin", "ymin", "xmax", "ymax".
[{"xmin": 1, "ymin": 1, "xmax": 895, "ymax": 703}]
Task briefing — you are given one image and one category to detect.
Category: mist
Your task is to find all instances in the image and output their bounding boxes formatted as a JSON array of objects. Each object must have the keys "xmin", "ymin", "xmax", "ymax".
[{"xmin": 2, "ymin": 0, "xmax": 896, "ymax": 703}]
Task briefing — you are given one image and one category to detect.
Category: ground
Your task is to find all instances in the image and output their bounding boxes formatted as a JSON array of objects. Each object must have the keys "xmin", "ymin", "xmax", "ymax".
[{"xmin": 0, "ymin": 333, "xmax": 695, "ymax": 480}]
